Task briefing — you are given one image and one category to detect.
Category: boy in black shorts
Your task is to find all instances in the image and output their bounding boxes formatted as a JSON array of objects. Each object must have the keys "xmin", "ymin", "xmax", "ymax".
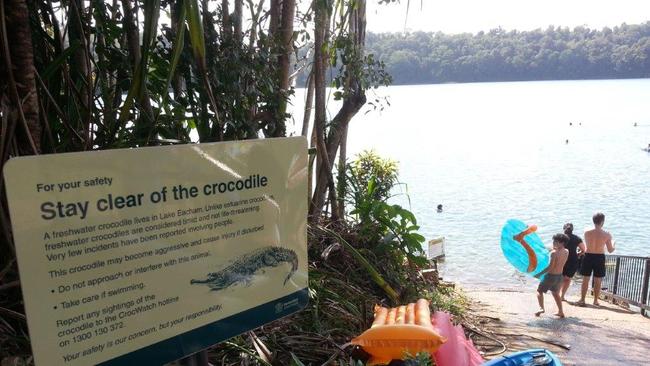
[
  {"xmin": 578, "ymin": 212, "xmax": 615, "ymax": 306},
  {"xmin": 535, "ymin": 233, "xmax": 569, "ymax": 318}
]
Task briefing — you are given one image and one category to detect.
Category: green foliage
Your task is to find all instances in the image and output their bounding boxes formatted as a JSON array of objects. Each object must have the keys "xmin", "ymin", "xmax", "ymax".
[
  {"xmin": 317, "ymin": 225, "xmax": 399, "ymax": 304},
  {"xmin": 344, "ymin": 152, "xmax": 395, "ymax": 228},
  {"xmin": 295, "ymin": 8, "xmax": 393, "ymax": 99},
  {"xmin": 338, "ymin": 150, "xmax": 461, "ymax": 309},
  {"xmin": 21, "ymin": 0, "xmax": 296, "ymax": 153},
  {"xmin": 427, "ymin": 286, "xmax": 468, "ymax": 318},
  {"xmin": 329, "ymin": 34, "xmax": 393, "ymax": 101},
  {"xmin": 364, "ymin": 22, "xmax": 650, "ymax": 84},
  {"xmin": 402, "ymin": 352, "xmax": 435, "ymax": 366},
  {"xmin": 372, "ymin": 203, "xmax": 427, "ymax": 267},
  {"xmin": 349, "ymin": 150, "xmax": 399, "ymax": 202},
  {"xmin": 344, "ymin": 151, "xmax": 427, "ymax": 267}
]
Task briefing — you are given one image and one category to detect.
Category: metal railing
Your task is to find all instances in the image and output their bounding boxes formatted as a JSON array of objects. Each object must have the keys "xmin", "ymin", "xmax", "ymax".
[{"xmin": 600, "ymin": 255, "xmax": 650, "ymax": 315}]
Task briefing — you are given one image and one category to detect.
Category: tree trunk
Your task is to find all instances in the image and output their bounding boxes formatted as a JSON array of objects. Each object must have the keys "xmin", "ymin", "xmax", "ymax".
[
  {"xmin": 170, "ymin": 0, "xmax": 185, "ymax": 97},
  {"xmin": 2, "ymin": 0, "xmax": 41, "ymax": 156},
  {"xmin": 309, "ymin": 1, "xmax": 328, "ymax": 216},
  {"xmin": 278, "ymin": 0, "xmax": 295, "ymax": 93},
  {"xmin": 336, "ymin": 123, "xmax": 348, "ymax": 219},
  {"xmin": 301, "ymin": 70, "xmax": 314, "ymax": 137},
  {"xmin": 271, "ymin": 0, "xmax": 295, "ymax": 137},
  {"xmin": 311, "ymin": 0, "xmax": 368, "ymax": 219},
  {"xmin": 0, "ymin": 0, "xmax": 41, "ymax": 266},
  {"xmin": 202, "ymin": 0, "xmax": 217, "ymax": 66},
  {"xmin": 309, "ymin": 1, "xmax": 339, "ymax": 219},
  {"xmin": 121, "ymin": 0, "xmax": 140, "ymax": 69},
  {"xmin": 68, "ymin": 0, "xmax": 91, "ymax": 145},
  {"xmin": 121, "ymin": 0, "xmax": 154, "ymax": 140},
  {"xmin": 325, "ymin": 0, "xmax": 367, "ymax": 167},
  {"xmin": 304, "ymin": 69, "xmax": 315, "ymax": 202},
  {"xmin": 221, "ymin": 0, "xmax": 231, "ymax": 38},
  {"xmin": 311, "ymin": 89, "xmax": 365, "ymax": 217},
  {"xmin": 246, "ymin": 0, "xmax": 264, "ymax": 49},
  {"xmin": 307, "ymin": 122, "xmax": 317, "ymax": 207},
  {"xmin": 233, "ymin": 0, "xmax": 242, "ymax": 42},
  {"xmin": 268, "ymin": 0, "xmax": 280, "ymax": 38}
]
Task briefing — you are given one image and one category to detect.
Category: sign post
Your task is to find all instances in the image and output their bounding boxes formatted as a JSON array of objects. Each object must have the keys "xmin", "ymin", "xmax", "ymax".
[{"xmin": 3, "ymin": 137, "xmax": 308, "ymax": 366}]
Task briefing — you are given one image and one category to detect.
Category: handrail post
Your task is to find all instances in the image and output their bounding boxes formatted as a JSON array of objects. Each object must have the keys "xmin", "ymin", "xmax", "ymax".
[
  {"xmin": 641, "ymin": 259, "xmax": 650, "ymax": 317},
  {"xmin": 612, "ymin": 257, "xmax": 621, "ymax": 295}
]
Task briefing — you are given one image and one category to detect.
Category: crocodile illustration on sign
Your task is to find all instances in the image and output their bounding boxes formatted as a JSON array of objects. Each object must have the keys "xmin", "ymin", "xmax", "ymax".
[{"xmin": 190, "ymin": 246, "xmax": 298, "ymax": 291}]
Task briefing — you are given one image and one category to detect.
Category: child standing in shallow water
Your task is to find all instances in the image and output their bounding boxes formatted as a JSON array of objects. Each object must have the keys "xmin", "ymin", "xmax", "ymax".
[{"xmin": 535, "ymin": 233, "xmax": 569, "ymax": 318}]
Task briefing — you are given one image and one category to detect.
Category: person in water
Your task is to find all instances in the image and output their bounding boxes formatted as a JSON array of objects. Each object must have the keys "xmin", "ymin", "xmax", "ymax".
[
  {"xmin": 560, "ymin": 223, "xmax": 586, "ymax": 301},
  {"xmin": 436, "ymin": 204, "xmax": 443, "ymax": 212},
  {"xmin": 577, "ymin": 212, "xmax": 615, "ymax": 307},
  {"xmin": 535, "ymin": 233, "xmax": 569, "ymax": 318}
]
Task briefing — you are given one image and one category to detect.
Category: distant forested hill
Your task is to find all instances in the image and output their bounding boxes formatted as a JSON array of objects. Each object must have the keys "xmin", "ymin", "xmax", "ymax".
[{"xmin": 362, "ymin": 22, "xmax": 650, "ymax": 85}]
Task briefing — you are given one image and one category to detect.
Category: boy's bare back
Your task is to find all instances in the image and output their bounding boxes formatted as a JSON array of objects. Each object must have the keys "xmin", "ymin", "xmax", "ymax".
[{"xmin": 549, "ymin": 248, "xmax": 569, "ymax": 275}]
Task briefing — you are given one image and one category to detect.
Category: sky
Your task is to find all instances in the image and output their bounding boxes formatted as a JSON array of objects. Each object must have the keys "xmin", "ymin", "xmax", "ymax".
[{"xmin": 366, "ymin": 0, "xmax": 650, "ymax": 34}]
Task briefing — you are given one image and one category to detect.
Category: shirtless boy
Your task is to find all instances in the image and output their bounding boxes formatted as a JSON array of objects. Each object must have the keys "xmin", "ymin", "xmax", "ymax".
[
  {"xmin": 535, "ymin": 233, "xmax": 569, "ymax": 318},
  {"xmin": 578, "ymin": 212, "xmax": 615, "ymax": 306}
]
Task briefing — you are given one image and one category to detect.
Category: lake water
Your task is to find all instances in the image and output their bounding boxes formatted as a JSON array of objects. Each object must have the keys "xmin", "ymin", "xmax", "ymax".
[{"xmin": 288, "ymin": 79, "xmax": 650, "ymax": 289}]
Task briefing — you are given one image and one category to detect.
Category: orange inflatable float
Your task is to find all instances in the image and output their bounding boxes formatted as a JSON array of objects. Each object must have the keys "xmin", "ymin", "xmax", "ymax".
[{"xmin": 351, "ymin": 299, "xmax": 446, "ymax": 365}]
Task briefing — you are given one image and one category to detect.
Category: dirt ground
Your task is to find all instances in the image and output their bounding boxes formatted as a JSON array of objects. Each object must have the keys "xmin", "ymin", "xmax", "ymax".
[{"xmin": 466, "ymin": 288, "xmax": 650, "ymax": 366}]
